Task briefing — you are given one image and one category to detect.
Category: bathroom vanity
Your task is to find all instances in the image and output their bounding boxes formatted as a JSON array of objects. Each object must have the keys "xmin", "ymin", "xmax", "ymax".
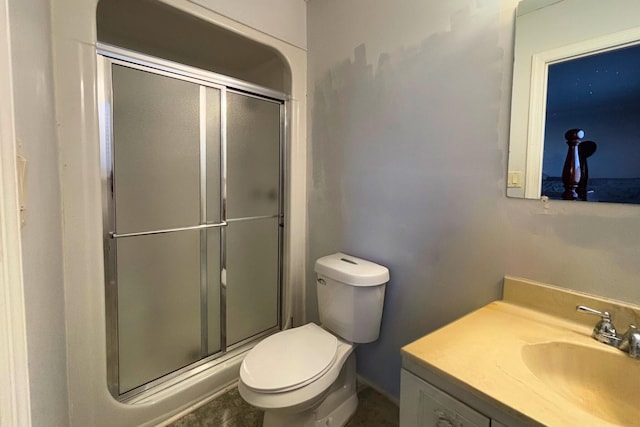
[{"xmin": 399, "ymin": 277, "xmax": 640, "ymax": 427}]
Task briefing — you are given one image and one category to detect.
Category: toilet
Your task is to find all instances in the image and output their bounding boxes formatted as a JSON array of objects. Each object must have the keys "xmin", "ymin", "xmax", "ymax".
[{"xmin": 238, "ymin": 252, "xmax": 390, "ymax": 427}]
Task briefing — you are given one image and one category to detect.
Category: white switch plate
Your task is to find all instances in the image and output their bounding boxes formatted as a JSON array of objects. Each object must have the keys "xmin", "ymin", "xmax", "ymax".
[{"xmin": 507, "ymin": 171, "xmax": 522, "ymax": 188}]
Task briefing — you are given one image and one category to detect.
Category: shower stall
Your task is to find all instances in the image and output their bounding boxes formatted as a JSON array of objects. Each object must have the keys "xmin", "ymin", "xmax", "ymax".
[{"xmin": 98, "ymin": 45, "xmax": 285, "ymax": 399}]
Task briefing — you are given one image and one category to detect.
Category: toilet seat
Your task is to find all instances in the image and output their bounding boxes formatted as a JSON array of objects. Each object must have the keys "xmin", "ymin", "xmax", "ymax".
[
  {"xmin": 238, "ymin": 331, "xmax": 355, "ymax": 413},
  {"xmin": 240, "ymin": 323, "xmax": 338, "ymax": 393}
]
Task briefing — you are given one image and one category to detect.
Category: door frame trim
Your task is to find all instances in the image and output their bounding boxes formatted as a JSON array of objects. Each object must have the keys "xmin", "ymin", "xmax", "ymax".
[{"xmin": 0, "ymin": 0, "xmax": 32, "ymax": 423}]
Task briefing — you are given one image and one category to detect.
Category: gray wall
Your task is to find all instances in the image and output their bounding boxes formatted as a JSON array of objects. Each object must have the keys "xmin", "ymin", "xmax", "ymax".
[
  {"xmin": 9, "ymin": 0, "xmax": 69, "ymax": 425},
  {"xmin": 307, "ymin": 0, "xmax": 640, "ymax": 399}
]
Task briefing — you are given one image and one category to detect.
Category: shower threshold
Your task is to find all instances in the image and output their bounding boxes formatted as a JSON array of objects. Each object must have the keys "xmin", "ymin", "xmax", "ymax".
[{"xmin": 120, "ymin": 327, "xmax": 278, "ymax": 404}]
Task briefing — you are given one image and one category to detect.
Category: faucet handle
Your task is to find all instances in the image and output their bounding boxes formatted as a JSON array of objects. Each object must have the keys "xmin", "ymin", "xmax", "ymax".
[
  {"xmin": 619, "ymin": 325, "xmax": 640, "ymax": 359},
  {"xmin": 576, "ymin": 305, "xmax": 611, "ymax": 320},
  {"xmin": 576, "ymin": 305, "xmax": 618, "ymax": 344}
]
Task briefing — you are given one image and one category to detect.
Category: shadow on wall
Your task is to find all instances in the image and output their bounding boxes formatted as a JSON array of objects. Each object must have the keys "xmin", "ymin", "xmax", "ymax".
[{"xmin": 308, "ymin": 5, "xmax": 507, "ymax": 399}]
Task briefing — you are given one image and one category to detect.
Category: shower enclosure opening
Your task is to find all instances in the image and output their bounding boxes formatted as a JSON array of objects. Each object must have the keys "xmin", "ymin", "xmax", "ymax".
[
  {"xmin": 96, "ymin": 0, "xmax": 291, "ymax": 401},
  {"xmin": 98, "ymin": 44, "xmax": 286, "ymax": 400}
]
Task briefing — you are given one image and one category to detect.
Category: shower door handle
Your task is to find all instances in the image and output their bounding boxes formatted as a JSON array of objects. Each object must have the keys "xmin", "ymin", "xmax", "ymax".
[{"xmin": 110, "ymin": 222, "xmax": 227, "ymax": 239}]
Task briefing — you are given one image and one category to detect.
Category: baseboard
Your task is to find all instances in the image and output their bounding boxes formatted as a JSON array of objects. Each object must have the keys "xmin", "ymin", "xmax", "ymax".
[{"xmin": 356, "ymin": 375, "xmax": 399, "ymax": 407}]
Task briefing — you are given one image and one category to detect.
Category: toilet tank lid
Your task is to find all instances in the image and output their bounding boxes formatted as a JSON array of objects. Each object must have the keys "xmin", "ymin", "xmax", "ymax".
[{"xmin": 315, "ymin": 252, "xmax": 389, "ymax": 286}]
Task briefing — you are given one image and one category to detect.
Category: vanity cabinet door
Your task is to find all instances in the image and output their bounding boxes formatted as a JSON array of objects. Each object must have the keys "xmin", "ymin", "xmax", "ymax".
[{"xmin": 400, "ymin": 370, "xmax": 490, "ymax": 427}]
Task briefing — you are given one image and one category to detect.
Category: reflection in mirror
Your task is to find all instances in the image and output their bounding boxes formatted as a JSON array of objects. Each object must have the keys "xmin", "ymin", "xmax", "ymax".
[
  {"xmin": 542, "ymin": 44, "xmax": 640, "ymax": 203},
  {"xmin": 506, "ymin": 0, "xmax": 640, "ymax": 204}
]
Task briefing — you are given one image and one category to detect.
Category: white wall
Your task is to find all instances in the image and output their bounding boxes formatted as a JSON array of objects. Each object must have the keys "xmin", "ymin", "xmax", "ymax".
[
  {"xmin": 7, "ymin": 0, "xmax": 69, "ymax": 425},
  {"xmin": 307, "ymin": 0, "xmax": 640, "ymax": 400},
  {"xmin": 188, "ymin": 0, "xmax": 307, "ymax": 49}
]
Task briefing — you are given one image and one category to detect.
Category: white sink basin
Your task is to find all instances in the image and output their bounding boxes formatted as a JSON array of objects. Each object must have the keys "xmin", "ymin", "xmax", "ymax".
[{"xmin": 522, "ymin": 341, "xmax": 640, "ymax": 425}]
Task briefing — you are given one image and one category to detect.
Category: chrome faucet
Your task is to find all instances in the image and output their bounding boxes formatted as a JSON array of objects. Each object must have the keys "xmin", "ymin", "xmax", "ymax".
[{"xmin": 576, "ymin": 305, "xmax": 640, "ymax": 359}]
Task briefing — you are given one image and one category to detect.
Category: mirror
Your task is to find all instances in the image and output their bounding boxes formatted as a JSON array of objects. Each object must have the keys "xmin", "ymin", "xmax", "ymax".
[{"xmin": 507, "ymin": 0, "xmax": 640, "ymax": 203}]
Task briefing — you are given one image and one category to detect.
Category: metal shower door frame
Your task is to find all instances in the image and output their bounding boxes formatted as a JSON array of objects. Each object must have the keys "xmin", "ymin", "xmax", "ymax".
[{"xmin": 97, "ymin": 45, "xmax": 286, "ymax": 400}]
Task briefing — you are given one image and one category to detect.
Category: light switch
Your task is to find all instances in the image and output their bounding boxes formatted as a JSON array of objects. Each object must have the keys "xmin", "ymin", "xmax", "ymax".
[{"xmin": 507, "ymin": 171, "xmax": 522, "ymax": 188}]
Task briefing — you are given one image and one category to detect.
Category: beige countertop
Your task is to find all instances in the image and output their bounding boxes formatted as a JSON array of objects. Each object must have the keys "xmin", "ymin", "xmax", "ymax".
[{"xmin": 401, "ymin": 277, "xmax": 640, "ymax": 427}]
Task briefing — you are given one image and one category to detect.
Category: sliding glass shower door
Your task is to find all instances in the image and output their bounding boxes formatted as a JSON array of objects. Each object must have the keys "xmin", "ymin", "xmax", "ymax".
[
  {"xmin": 98, "ymin": 49, "xmax": 284, "ymax": 398},
  {"xmin": 226, "ymin": 92, "xmax": 281, "ymax": 346}
]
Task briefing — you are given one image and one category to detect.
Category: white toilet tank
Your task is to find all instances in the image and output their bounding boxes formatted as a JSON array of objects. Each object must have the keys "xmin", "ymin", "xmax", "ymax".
[{"xmin": 314, "ymin": 253, "xmax": 390, "ymax": 343}]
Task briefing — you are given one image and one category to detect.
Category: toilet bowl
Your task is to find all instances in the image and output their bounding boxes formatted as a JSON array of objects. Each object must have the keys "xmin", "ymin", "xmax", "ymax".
[
  {"xmin": 238, "ymin": 253, "xmax": 390, "ymax": 427},
  {"xmin": 238, "ymin": 323, "xmax": 357, "ymax": 427}
]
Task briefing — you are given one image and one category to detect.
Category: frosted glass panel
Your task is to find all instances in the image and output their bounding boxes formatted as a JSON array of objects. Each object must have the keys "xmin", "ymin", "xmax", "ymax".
[
  {"xmin": 206, "ymin": 87, "xmax": 221, "ymax": 223},
  {"xmin": 103, "ymin": 56, "xmax": 284, "ymax": 396},
  {"xmin": 206, "ymin": 229, "xmax": 221, "ymax": 354},
  {"xmin": 227, "ymin": 93, "xmax": 281, "ymax": 219},
  {"xmin": 117, "ymin": 231, "xmax": 201, "ymax": 393},
  {"xmin": 112, "ymin": 64, "xmax": 200, "ymax": 233},
  {"xmin": 226, "ymin": 218, "xmax": 279, "ymax": 345}
]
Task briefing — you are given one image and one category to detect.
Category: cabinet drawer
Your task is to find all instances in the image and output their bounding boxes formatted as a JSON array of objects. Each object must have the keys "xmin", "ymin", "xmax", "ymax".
[{"xmin": 400, "ymin": 369, "xmax": 490, "ymax": 427}]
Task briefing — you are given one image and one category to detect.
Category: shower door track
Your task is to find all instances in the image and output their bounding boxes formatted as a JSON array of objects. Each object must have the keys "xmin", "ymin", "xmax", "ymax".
[{"xmin": 98, "ymin": 44, "xmax": 286, "ymax": 401}]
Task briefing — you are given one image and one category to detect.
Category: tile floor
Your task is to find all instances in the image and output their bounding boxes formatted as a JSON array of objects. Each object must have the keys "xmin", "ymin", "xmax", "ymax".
[{"xmin": 167, "ymin": 385, "xmax": 399, "ymax": 427}]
